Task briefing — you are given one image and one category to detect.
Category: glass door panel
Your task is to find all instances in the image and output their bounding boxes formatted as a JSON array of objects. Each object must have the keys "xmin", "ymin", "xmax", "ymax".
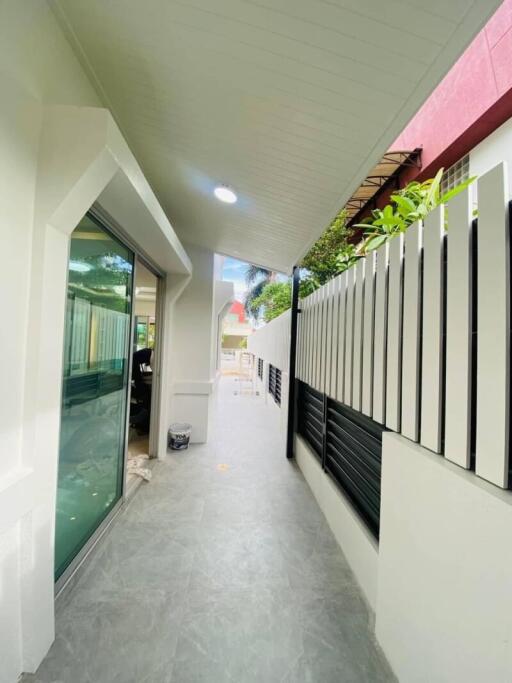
[
  {"xmin": 55, "ymin": 213, "xmax": 134, "ymax": 580},
  {"xmin": 135, "ymin": 316, "xmax": 148, "ymax": 350}
]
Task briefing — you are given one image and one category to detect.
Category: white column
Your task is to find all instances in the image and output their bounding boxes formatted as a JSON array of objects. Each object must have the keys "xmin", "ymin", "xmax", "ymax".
[{"xmin": 169, "ymin": 242, "xmax": 217, "ymax": 443}]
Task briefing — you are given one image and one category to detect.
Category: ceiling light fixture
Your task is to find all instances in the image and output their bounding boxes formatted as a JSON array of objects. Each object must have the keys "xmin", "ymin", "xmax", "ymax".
[{"xmin": 214, "ymin": 185, "xmax": 237, "ymax": 204}]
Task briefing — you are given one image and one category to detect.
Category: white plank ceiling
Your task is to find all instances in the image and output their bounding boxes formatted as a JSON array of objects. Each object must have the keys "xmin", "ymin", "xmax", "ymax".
[{"xmin": 53, "ymin": 0, "xmax": 500, "ymax": 272}]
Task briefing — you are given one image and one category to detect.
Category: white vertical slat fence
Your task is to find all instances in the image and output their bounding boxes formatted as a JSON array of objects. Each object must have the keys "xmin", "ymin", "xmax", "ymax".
[
  {"xmin": 352, "ymin": 258, "xmax": 365, "ymax": 412},
  {"xmin": 344, "ymin": 267, "xmax": 356, "ymax": 407},
  {"xmin": 444, "ymin": 187, "xmax": 473, "ymax": 468},
  {"xmin": 362, "ymin": 251, "xmax": 376, "ymax": 417},
  {"xmin": 475, "ymin": 163, "xmax": 510, "ymax": 488},
  {"xmin": 386, "ymin": 233, "xmax": 403, "ymax": 432},
  {"xmin": 421, "ymin": 205, "xmax": 445, "ymax": 454},
  {"xmin": 313, "ymin": 288, "xmax": 322, "ymax": 391},
  {"xmin": 251, "ymin": 161, "xmax": 512, "ymax": 491},
  {"xmin": 373, "ymin": 243, "xmax": 388, "ymax": 424},
  {"xmin": 336, "ymin": 271, "xmax": 347, "ymax": 403},
  {"xmin": 401, "ymin": 220, "xmax": 422, "ymax": 442},
  {"xmin": 329, "ymin": 275, "xmax": 341, "ymax": 399}
]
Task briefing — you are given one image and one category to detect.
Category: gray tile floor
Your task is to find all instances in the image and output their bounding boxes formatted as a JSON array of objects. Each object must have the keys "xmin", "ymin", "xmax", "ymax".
[{"xmin": 25, "ymin": 377, "xmax": 395, "ymax": 683}]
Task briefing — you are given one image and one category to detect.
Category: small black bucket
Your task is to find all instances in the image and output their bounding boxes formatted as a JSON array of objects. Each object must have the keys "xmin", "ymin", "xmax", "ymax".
[{"xmin": 168, "ymin": 422, "xmax": 192, "ymax": 450}]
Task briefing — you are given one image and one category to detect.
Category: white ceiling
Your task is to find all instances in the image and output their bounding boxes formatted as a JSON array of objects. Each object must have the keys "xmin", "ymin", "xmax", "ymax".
[{"xmin": 53, "ymin": 0, "xmax": 500, "ymax": 273}]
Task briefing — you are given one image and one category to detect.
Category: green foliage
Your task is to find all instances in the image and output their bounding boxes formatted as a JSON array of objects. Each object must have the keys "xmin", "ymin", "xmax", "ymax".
[
  {"xmin": 245, "ymin": 264, "xmax": 272, "ymax": 286},
  {"xmin": 300, "ymin": 209, "xmax": 352, "ymax": 285},
  {"xmin": 251, "ymin": 277, "xmax": 322, "ymax": 322},
  {"xmin": 244, "ymin": 265, "xmax": 274, "ymax": 320},
  {"xmin": 334, "ymin": 242, "xmax": 359, "ymax": 274},
  {"xmin": 249, "ymin": 168, "xmax": 476, "ymax": 323},
  {"xmin": 251, "ymin": 281, "xmax": 292, "ymax": 322},
  {"xmin": 68, "ymin": 252, "xmax": 132, "ymax": 313},
  {"xmin": 355, "ymin": 169, "xmax": 476, "ymax": 254},
  {"xmin": 298, "ymin": 276, "xmax": 319, "ymax": 299}
]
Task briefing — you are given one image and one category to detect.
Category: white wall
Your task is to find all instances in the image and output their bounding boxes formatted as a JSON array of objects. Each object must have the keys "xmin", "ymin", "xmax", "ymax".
[
  {"xmin": 0, "ymin": 5, "xmax": 101, "ymax": 681},
  {"xmin": 376, "ymin": 433, "xmax": 512, "ymax": 682},
  {"xmin": 248, "ymin": 309, "xmax": 291, "ymax": 373},
  {"xmin": 169, "ymin": 243, "xmax": 218, "ymax": 443},
  {"xmin": 470, "ymin": 116, "xmax": 512, "ymax": 194},
  {"xmin": 0, "ymin": 3, "xmax": 192, "ymax": 680},
  {"xmin": 212, "ymin": 274, "xmax": 234, "ymax": 378},
  {"xmin": 248, "ymin": 310, "xmax": 291, "ymax": 443},
  {"xmin": 295, "ymin": 436, "xmax": 379, "ymax": 611}
]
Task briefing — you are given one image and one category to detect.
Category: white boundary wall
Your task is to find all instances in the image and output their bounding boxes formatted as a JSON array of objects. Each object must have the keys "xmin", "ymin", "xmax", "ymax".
[
  {"xmin": 377, "ymin": 433, "xmax": 512, "ymax": 682},
  {"xmin": 248, "ymin": 309, "xmax": 291, "ymax": 374},
  {"xmin": 248, "ymin": 310, "xmax": 291, "ymax": 441},
  {"xmin": 295, "ymin": 436, "xmax": 379, "ymax": 610},
  {"xmin": 254, "ymin": 160, "xmax": 512, "ymax": 680}
]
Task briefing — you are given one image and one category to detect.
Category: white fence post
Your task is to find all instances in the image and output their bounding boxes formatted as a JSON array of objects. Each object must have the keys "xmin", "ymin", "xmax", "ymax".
[
  {"xmin": 329, "ymin": 275, "xmax": 340, "ymax": 399},
  {"xmin": 421, "ymin": 205, "xmax": 445, "ymax": 453},
  {"xmin": 401, "ymin": 220, "xmax": 423, "ymax": 442},
  {"xmin": 445, "ymin": 187, "xmax": 473, "ymax": 468},
  {"xmin": 362, "ymin": 251, "xmax": 376, "ymax": 417},
  {"xmin": 352, "ymin": 258, "xmax": 366, "ymax": 412},
  {"xmin": 324, "ymin": 278, "xmax": 334, "ymax": 397},
  {"xmin": 476, "ymin": 162, "xmax": 510, "ymax": 488},
  {"xmin": 386, "ymin": 233, "xmax": 404, "ymax": 432},
  {"xmin": 373, "ymin": 243, "xmax": 389, "ymax": 424},
  {"xmin": 336, "ymin": 271, "xmax": 348, "ymax": 404},
  {"xmin": 344, "ymin": 267, "xmax": 356, "ymax": 407},
  {"xmin": 320, "ymin": 283, "xmax": 328, "ymax": 393},
  {"xmin": 314, "ymin": 288, "xmax": 321, "ymax": 392}
]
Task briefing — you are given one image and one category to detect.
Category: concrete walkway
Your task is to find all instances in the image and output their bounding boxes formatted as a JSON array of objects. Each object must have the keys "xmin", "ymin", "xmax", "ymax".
[{"xmin": 26, "ymin": 377, "xmax": 395, "ymax": 683}]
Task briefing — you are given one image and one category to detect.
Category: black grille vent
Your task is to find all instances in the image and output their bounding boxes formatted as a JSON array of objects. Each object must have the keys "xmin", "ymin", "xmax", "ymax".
[
  {"xmin": 257, "ymin": 357, "xmax": 264, "ymax": 380},
  {"xmin": 269, "ymin": 364, "xmax": 282, "ymax": 405}
]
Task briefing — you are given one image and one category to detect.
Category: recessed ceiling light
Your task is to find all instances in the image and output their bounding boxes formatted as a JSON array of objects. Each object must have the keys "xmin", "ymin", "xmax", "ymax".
[{"xmin": 214, "ymin": 185, "xmax": 237, "ymax": 204}]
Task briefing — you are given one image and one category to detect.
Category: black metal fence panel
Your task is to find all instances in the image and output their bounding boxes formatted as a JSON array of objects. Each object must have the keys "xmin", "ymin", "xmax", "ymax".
[
  {"xmin": 297, "ymin": 380, "xmax": 323, "ymax": 460},
  {"xmin": 297, "ymin": 380, "xmax": 386, "ymax": 538}
]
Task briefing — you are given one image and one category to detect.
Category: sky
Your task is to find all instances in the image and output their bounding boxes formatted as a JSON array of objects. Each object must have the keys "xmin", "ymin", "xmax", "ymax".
[{"xmin": 221, "ymin": 256, "xmax": 251, "ymax": 303}]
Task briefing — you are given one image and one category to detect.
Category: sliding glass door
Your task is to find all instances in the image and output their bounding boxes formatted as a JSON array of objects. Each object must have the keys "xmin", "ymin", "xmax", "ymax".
[{"xmin": 55, "ymin": 213, "xmax": 134, "ymax": 580}]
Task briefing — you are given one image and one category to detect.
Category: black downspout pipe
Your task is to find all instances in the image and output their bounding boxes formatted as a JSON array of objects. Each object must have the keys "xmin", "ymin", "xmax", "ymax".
[{"xmin": 286, "ymin": 265, "xmax": 300, "ymax": 459}]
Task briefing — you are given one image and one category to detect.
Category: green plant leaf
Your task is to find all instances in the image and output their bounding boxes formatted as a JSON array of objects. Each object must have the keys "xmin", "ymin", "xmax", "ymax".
[
  {"xmin": 364, "ymin": 234, "xmax": 388, "ymax": 252},
  {"xmin": 353, "ymin": 222, "xmax": 376, "ymax": 231},
  {"xmin": 425, "ymin": 167, "xmax": 444, "ymax": 207},
  {"xmin": 391, "ymin": 194, "xmax": 416, "ymax": 217}
]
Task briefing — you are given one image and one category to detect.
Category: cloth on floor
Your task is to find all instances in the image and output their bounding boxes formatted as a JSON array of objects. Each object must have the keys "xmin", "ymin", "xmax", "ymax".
[{"xmin": 127, "ymin": 452, "xmax": 152, "ymax": 481}]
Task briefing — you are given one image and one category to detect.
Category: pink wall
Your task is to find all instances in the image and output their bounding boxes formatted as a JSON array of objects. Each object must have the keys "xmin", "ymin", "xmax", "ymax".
[{"xmin": 392, "ymin": 0, "xmax": 512, "ymax": 180}]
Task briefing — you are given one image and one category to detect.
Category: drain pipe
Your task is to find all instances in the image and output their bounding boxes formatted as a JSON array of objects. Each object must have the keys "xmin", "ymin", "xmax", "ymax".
[{"xmin": 286, "ymin": 265, "xmax": 300, "ymax": 459}]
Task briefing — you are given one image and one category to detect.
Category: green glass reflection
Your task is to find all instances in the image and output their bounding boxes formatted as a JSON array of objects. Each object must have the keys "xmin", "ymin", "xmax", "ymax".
[{"xmin": 55, "ymin": 214, "xmax": 134, "ymax": 580}]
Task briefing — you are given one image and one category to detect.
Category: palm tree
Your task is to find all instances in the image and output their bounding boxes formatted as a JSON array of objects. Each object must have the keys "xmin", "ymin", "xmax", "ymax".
[{"xmin": 244, "ymin": 265, "xmax": 276, "ymax": 321}]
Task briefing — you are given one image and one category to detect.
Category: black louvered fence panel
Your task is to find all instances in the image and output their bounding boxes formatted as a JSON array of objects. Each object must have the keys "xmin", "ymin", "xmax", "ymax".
[
  {"xmin": 297, "ymin": 380, "xmax": 386, "ymax": 539},
  {"xmin": 297, "ymin": 381, "xmax": 324, "ymax": 461},
  {"xmin": 325, "ymin": 398, "xmax": 385, "ymax": 539}
]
